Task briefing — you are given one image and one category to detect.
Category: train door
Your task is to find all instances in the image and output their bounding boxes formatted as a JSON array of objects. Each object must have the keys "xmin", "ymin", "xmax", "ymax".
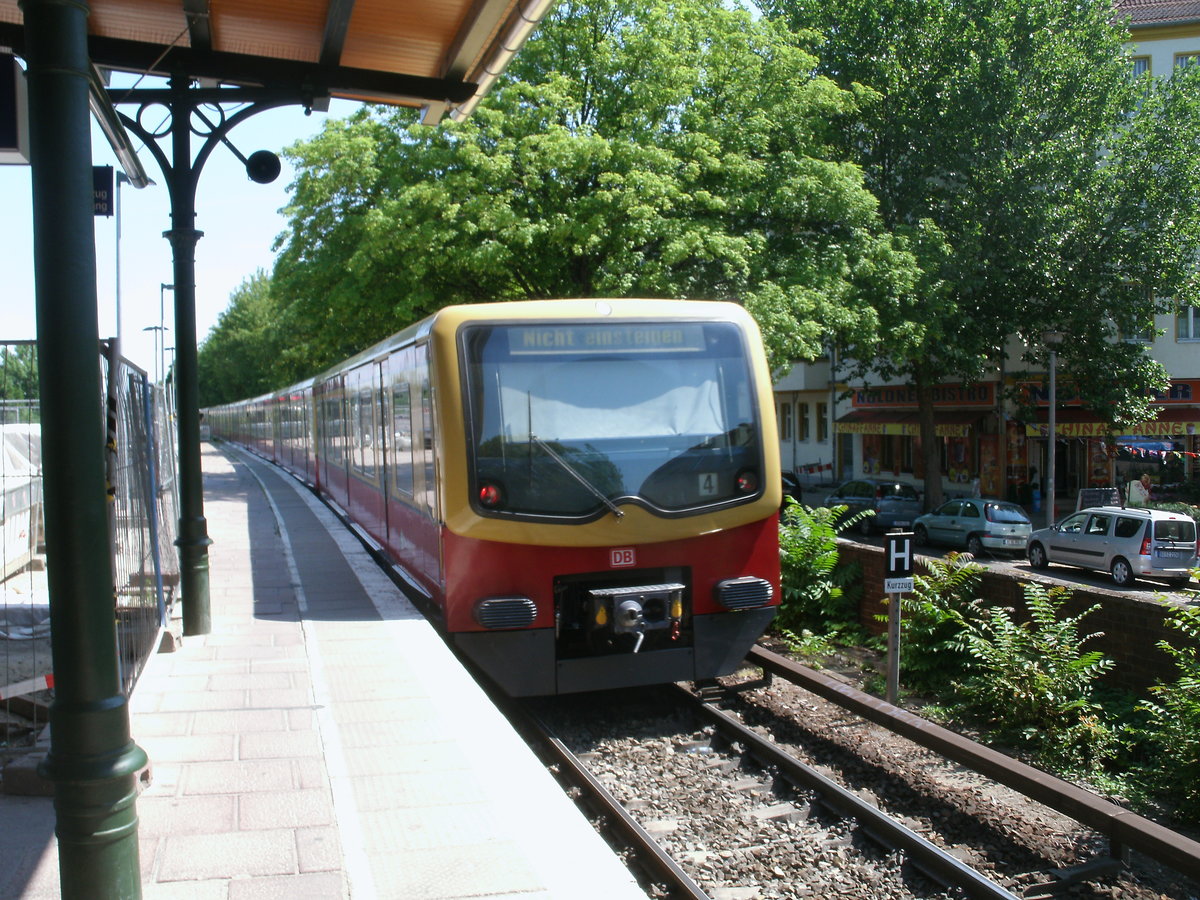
[
  {"xmin": 270, "ymin": 396, "xmax": 278, "ymax": 460},
  {"xmin": 302, "ymin": 386, "xmax": 316, "ymax": 484},
  {"xmin": 414, "ymin": 342, "xmax": 442, "ymax": 588},
  {"xmin": 345, "ymin": 362, "xmax": 387, "ymax": 544},
  {"xmin": 384, "ymin": 350, "xmax": 417, "ymax": 562},
  {"xmin": 376, "ymin": 361, "xmax": 391, "ymax": 544},
  {"xmin": 317, "ymin": 376, "xmax": 349, "ymax": 510}
]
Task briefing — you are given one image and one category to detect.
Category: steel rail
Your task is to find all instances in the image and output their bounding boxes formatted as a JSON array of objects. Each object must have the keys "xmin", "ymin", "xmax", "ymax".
[
  {"xmin": 678, "ymin": 685, "xmax": 1024, "ymax": 900},
  {"xmin": 507, "ymin": 700, "xmax": 711, "ymax": 900},
  {"xmin": 747, "ymin": 644, "xmax": 1200, "ymax": 883}
]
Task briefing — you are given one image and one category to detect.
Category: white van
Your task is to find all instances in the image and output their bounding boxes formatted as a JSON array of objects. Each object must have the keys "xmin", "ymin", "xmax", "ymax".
[{"xmin": 1027, "ymin": 506, "xmax": 1198, "ymax": 588}]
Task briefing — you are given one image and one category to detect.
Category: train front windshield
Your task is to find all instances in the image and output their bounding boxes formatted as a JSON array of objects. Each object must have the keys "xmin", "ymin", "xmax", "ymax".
[{"xmin": 462, "ymin": 320, "xmax": 764, "ymax": 518}]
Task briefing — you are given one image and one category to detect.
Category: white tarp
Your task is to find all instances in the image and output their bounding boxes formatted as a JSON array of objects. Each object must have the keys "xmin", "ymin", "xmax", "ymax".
[
  {"xmin": 2, "ymin": 424, "xmax": 42, "ymax": 580},
  {"xmin": 0, "ymin": 590, "xmax": 50, "ymax": 639}
]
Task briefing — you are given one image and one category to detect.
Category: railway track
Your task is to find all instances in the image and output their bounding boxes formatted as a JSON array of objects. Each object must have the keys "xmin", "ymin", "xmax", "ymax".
[
  {"xmin": 502, "ymin": 650, "xmax": 1200, "ymax": 900},
  {"xmin": 743, "ymin": 645, "xmax": 1200, "ymax": 889},
  {"xmin": 514, "ymin": 689, "xmax": 1023, "ymax": 898}
]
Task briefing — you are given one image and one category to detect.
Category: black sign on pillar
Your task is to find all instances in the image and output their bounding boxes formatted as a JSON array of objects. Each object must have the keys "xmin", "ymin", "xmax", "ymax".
[
  {"xmin": 884, "ymin": 531, "xmax": 914, "ymax": 593},
  {"xmin": 93, "ymin": 165, "xmax": 114, "ymax": 216},
  {"xmin": 1, "ymin": 54, "xmax": 29, "ymax": 164}
]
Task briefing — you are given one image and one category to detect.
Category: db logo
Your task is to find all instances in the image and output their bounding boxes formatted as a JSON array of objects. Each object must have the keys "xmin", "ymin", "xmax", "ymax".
[{"xmin": 610, "ymin": 548, "xmax": 636, "ymax": 568}]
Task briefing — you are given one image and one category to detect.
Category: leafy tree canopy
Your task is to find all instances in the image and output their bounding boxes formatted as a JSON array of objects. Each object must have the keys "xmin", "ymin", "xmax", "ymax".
[
  {"xmin": 263, "ymin": 0, "xmax": 914, "ymax": 384},
  {"xmin": 761, "ymin": 0, "xmax": 1200, "ymax": 501},
  {"xmin": 197, "ymin": 270, "xmax": 281, "ymax": 407},
  {"xmin": 0, "ymin": 343, "xmax": 39, "ymax": 405}
]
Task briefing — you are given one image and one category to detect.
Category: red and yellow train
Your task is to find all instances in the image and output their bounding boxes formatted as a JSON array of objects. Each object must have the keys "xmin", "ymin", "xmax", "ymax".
[{"xmin": 206, "ymin": 299, "xmax": 781, "ymax": 695}]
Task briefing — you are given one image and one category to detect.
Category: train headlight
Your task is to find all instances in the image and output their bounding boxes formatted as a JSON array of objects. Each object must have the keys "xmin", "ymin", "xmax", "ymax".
[
  {"xmin": 715, "ymin": 576, "xmax": 773, "ymax": 610},
  {"xmin": 735, "ymin": 469, "xmax": 759, "ymax": 494},
  {"xmin": 478, "ymin": 481, "xmax": 504, "ymax": 509},
  {"xmin": 474, "ymin": 596, "xmax": 537, "ymax": 629}
]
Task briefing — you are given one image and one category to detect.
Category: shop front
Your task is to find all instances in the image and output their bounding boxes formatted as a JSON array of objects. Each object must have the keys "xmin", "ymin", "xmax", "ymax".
[
  {"xmin": 834, "ymin": 383, "xmax": 1001, "ymax": 496},
  {"xmin": 1021, "ymin": 379, "xmax": 1200, "ymax": 507}
]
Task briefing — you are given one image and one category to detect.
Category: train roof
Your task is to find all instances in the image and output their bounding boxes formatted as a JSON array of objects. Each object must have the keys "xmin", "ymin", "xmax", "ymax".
[
  {"xmin": 315, "ymin": 297, "xmax": 756, "ymax": 379},
  {"xmin": 212, "ymin": 298, "xmax": 756, "ymax": 408}
]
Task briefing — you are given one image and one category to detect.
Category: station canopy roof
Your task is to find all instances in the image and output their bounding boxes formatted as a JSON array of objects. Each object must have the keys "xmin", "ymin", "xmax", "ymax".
[{"xmin": 0, "ymin": 0, "xmax": 554, "ymax": 121}]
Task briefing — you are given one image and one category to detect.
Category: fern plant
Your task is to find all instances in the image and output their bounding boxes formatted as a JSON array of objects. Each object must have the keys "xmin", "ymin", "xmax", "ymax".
[
  {"xmin": 776, "ymin": 501, "xmax": 868, "ymax": 643},
  {"xmin": 1138, "ymin": 603, "xmax": 1200, "ymax": 823},
  {"xmin": 954, "ymin": 582, "xmax": 1116, "ymax": 771},
  {"xmin": 894, "ymin": 552, "xmax": 986, "ymax": 693}
]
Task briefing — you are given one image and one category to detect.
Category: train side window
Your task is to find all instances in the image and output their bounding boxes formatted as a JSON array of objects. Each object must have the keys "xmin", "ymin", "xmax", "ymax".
[
  {"xmin": 353, "ymin": 384, "xmax": 377, "ymax": 483},
  {"xmin": 321, "ymin": 389, "xmax": 346, "ymax": 467},
  {"xmin": 391, "ymin": 382, "xmax": 414, "ymax": 497},
  {"xmin": 420, "ymin": 381, "xmax": 437, "ymax": 518},
  {"xmin": 349, "ymin": 388, "xmax": 362, "ymax": 473}
]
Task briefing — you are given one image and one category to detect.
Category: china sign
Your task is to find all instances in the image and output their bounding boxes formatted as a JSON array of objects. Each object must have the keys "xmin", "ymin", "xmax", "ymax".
[{"xmin": 1026, "ymin": 418, "xmax": 1200, "ymax": 438}]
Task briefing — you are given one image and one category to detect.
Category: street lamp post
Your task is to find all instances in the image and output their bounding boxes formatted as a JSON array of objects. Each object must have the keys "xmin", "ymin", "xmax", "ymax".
[
  {"xmin": 142, "ymin": 324, "xmax": 167, "ymax": 383},
  {"xmin": 113, "ymin": 79, "xmax": 298, "ymax": 637},
  {"xmin": 1044, "ymin": 330, "xmax": 1065, "ymax": 526}
]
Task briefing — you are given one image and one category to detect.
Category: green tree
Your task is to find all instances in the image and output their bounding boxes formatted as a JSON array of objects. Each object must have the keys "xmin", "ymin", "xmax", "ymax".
[
  {"xmin": 0, "ymin": 343, "xmax": 39, "ymax": 404},
  {"xmin": 761, "ymin": 0, "xmax": 1200, "ymax": 507},
  {"xmin": 197, "ymin": 271, "xmax": 281, "ymax": 406},
  {"xmin": 268, "ymin": 0, "xmax": 914, "ymax": 384}
]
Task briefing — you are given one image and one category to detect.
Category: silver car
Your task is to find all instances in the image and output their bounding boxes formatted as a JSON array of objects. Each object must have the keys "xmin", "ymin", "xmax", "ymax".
[
  {"xmin": 914, "ymin": 498, "xmax": 1032, "ymax": 557},
  {"xmin": 1026, "ymin": 505, "xmax": 1199, "ymax": 588},
  {"xmin": 823, "ymin": 478, "xmax": 922, "ymax": 536}
]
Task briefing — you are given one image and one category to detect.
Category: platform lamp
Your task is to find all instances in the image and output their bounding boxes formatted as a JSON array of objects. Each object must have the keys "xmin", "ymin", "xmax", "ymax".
[
  {"xmin": 142, "ymin": 324, "xmax": 168, "ymax": 383},
  {"xmin": 1044, "ymin": 330, "xmax": 1065, "ymax": 526}
]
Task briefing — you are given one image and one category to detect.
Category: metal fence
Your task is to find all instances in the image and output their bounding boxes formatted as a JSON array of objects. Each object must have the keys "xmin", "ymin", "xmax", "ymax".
[
  {"xmin": 103, "ymin": 341, "xmax": 181, "ymax": 696},
  {"xmin": 1, "ymin": 341, "xmax": 179, "ymax": 760}
]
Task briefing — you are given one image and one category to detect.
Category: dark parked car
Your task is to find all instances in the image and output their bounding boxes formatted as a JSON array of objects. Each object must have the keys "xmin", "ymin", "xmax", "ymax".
[
  {"xmin": 823, "ymin": 479, "xmax": 921, "ymax": 536},
  {"xmin": 781, "ymin": 472, "xmax": 805, "ymax": 511},
  {"xmin": 914, "ymin": 498, "xmax": 1032, "ymax": 557}
]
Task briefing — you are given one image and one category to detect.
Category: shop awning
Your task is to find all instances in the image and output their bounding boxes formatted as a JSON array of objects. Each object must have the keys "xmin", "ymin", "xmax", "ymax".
[
  {"xmin": 835, "ymin": 409, "xmax": 983, "ymax": 438},
  {"xmin": 1025, "ymin": 406, "xmax": 1200, "ymax": 437}
]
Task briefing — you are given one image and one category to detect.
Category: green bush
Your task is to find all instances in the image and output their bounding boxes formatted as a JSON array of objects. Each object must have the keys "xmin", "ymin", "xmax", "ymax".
[
  {"xmin": 1149, "ymin": 500, "xmax": 1200, "ymax": 524},
  {"xmin": 953, "ymin": 582, "xmax": 1116, "ymax": 772},
  {"xmin": 776, "ymin": 501, "xmax": 866, "ymax": 644},
  {"xmin": 895, "ymin": 552, "xmax": 986, "ymax": 694},
  {"xmin": 1138, "ymin": 603, "xmax": 1200, "ymax": 823}
]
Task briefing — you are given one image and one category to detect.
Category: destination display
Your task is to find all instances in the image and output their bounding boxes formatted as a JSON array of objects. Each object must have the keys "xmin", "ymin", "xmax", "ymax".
[{"xmin": 507, "ymin": 324, "xmax": 708, "ymax": 354}]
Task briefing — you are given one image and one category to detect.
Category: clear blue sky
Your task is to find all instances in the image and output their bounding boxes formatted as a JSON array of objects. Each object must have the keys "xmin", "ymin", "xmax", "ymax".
[{"xmin": 2, "ymin": 69, "xmax": 359, "ymax": 377}]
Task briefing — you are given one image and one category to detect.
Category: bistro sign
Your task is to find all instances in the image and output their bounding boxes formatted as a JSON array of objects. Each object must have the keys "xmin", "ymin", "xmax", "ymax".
[{"xmin": 852, "ymin": 383, "xmax": 995, "ymax": 407}]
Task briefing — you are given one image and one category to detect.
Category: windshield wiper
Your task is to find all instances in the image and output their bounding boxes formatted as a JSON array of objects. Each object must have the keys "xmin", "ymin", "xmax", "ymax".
[{"xmin": 530, "ymin": 434, "xmax": 624, "ymax": 520}]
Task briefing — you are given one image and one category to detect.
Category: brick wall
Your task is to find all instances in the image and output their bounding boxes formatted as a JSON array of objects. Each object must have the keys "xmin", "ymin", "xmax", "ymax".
[{"xmin": 839, "ymin": 541, "xmax": 1189, "ymax": 693}]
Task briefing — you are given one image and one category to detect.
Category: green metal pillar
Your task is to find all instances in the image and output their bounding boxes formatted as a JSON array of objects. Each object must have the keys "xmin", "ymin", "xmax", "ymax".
[
  {"xmin": 22, "ymin": 0, "xmax": 147, "ymax": 896},
  {"xmin": 164, "ymin": 75, "xmax": 212, "ymax": 637},
  {"xmin": 108, "ymin": 78, "xmax": 303, "ymax": 639}
]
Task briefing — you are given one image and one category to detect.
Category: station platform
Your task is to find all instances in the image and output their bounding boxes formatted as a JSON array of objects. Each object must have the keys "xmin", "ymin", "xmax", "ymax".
[{"xmin": 7, "ymin": 443, "xmax": 646, "ymax": 899}]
